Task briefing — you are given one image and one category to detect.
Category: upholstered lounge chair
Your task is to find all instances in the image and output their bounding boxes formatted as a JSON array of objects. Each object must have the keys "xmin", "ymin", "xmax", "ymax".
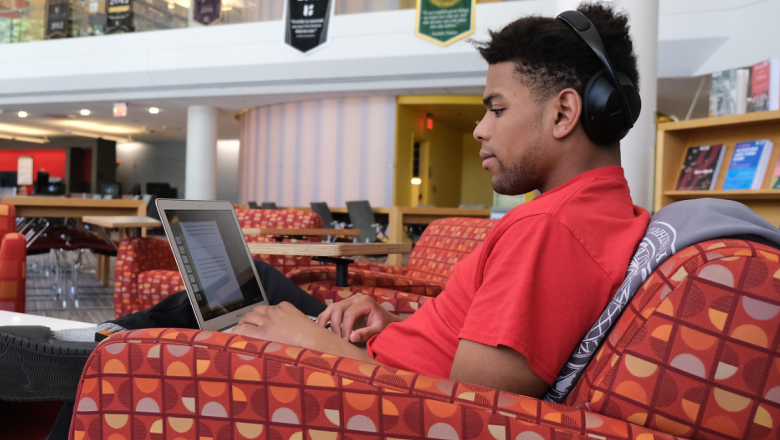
[
  {"xmin": 0, "ymin": 202, "xmax": 25, "ymax": 313},
  {"xmin": 74, "ymin": 238, "xmax": 780, "ymax": 440},
  {"xmin": 287, "ymin": 217, "xmax": 496, "ymax": 298},
  {"xmin": 113, "ymin": 209, "xmax": 324, "ymax": 318}
]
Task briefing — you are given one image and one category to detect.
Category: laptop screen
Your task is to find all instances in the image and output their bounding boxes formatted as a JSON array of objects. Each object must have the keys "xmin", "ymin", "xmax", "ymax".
[{"xmin": 163, "ymin": 209, "xmax": 266, "ymax": 321}]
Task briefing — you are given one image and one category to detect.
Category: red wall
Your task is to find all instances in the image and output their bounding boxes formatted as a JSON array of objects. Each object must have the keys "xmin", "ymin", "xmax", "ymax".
[{"xmin": 0, "ymin": 149, "xmax": 67, "ymax": 193}]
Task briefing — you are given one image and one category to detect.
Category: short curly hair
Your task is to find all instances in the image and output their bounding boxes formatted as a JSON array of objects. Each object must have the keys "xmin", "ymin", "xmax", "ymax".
[{"xmin": 472, "ymin": 2, "xmax": 639, "ymax": 102}]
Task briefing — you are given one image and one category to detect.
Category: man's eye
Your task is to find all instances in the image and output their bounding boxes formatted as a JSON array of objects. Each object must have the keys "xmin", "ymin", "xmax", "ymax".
[{"xmin": 491, "ymin": 109, "xmax": 504, "ymax": 116}]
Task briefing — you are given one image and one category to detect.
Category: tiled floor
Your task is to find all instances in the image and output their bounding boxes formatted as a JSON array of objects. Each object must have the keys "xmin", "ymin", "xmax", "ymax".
[{"xmin": 25, "ymin": 250, "xmax": 115, "ymax": 324}]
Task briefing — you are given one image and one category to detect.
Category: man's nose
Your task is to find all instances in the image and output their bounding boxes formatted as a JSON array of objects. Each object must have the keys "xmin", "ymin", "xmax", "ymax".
[{"xmin": 473, "ymin": 118, "xmax": 489, "ymax": 141}]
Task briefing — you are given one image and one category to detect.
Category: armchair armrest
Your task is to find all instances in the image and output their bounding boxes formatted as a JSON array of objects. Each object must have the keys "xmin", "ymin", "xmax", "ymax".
[
  {"xmin": 287, "ymin": 266, "xmax": 443, "ymax": 297},
  {"xmin": 71, "ymin": 328, "xmax": 677, "ymax": 440}
]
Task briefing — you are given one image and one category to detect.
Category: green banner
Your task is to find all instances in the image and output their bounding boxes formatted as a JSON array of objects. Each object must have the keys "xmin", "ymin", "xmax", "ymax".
[{"xmin": 415, "ymin": 0, "xmax": 475, "ymax": 46}]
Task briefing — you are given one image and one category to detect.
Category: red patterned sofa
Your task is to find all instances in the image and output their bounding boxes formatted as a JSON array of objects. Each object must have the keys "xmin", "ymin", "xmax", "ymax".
[
  {"xmin": 113, "ymin": 209, "xmax": 324, "ymax": 318},
  {"xmin": 74, "ymin": 238, "xmax": 780, "ymax": 440},
  {"xmin": 288, "ymin": 217, "xmax": 496, "ymax": 299},
  {"xmin": 0, "ymin": 203, "xmax": 25, "ymax": 313}
]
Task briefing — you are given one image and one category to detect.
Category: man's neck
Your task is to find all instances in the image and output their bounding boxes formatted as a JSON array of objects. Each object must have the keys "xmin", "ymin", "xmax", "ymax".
[{"xmin": 538, "ymin": 145, "xmax": 621, "ymax": 193}]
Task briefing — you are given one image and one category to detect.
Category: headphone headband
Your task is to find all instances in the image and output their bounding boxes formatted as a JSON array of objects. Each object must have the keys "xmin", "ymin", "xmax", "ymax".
[{"xmin": 556, "ymin": 10, "xmax": 635, "ymax": 129}]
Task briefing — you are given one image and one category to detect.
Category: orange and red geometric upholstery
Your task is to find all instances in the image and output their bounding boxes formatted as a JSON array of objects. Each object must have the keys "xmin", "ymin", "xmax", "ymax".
[
  {"xmin": 71, "ymin": 327, "xmax": 679, "ymax": 440},
  {"xmin": 566, "ymin": 238, "xmax": 780, "ymax": 440},
  {"xmin": 113, "ymin": 209, "xmax": 324, "ymax": 318},
  {"xmin": 78, "ymin": 238, "xmax": 780, "ymax": 440},
  {"xmin": 0, "ymin": 203, "xmax": 25, "ymax": 313},
  {"xmin": 288, "ymin": 217, "xmax": 495, "ymax": 297},
  {"xmin": 137, "ymin": 269, "xmax": 186, "ymax": 312},
  {"xmin": 113, "ymin": 237, "xmax": 179, "ymax": 318}
]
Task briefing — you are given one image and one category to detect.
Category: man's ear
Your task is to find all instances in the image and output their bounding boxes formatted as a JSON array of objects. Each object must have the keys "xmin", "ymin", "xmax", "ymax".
[{"xmin": 551, "ymin": 88, "xmax": 582, "ymax": 140}]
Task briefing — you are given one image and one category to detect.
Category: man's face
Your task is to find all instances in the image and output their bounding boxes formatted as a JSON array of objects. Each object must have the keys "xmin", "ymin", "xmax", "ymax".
[{"xmin": 474, "ymin": 62, "xmax": 547, "ymax": 195}]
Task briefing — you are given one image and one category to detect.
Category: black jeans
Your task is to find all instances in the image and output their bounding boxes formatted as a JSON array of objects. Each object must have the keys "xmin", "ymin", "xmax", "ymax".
[{"xmin": 47, "ymin": 260, "xmax": 326, "ymax": 440}]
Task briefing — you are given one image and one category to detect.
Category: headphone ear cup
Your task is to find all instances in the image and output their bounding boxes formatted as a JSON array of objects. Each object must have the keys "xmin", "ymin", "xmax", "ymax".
[
  {"xmin": 581, "ymin": 70, "xmax": 625, "ymax": 145},
  {"xmin": 581, "ymin": 70, "xmax": 641, "ymax": 145}
]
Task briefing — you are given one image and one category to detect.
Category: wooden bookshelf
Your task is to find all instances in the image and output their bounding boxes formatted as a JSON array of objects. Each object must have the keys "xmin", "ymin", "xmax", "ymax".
[{"xmin": 655, "ymin": 110, "xmax": 780, "ymax": 226}]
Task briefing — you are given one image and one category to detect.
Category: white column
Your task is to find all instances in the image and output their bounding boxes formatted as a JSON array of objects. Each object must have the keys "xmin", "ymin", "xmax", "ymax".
[
  {"xmin": 555, "ymin": 0, "xmax": 581, "ymax": 15},
  {"xmin": 185, "ymin": 105, "xmax": 218, "ymax": 200},
  {"xmin": 614, "ymin": 0, "xmax": 659, "ymax": 211}
]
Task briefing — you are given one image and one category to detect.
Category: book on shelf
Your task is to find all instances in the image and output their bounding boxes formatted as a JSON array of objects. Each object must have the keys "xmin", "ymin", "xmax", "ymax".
[
  {"xmin": 710, "ymin": 68, "xmax": 750, "ymax": 117},
  {"xmin": 675, "ymin": 144, "xmax": 726, "ymax": 190},
  {"xmin": 722, "ymin": 139, "xmax": 774, "ymax": 190},
  {"xmin": 771, "ymin": 154, "xmax": 780, "ymax": 189},
  {"xmin": 748, "ymin": 59, "xmax": 780, "ymax": 113}
]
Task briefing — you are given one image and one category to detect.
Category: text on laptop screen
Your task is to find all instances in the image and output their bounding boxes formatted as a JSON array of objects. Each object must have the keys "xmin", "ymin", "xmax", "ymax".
[{"xmin": 164, "ymin": 210, "xmax": 265, "ymax": 321}]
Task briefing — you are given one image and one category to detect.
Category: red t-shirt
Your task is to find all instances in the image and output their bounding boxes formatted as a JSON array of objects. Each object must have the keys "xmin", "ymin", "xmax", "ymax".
[{"xmin": 366, "ymin": 166, "xmax": 649, "ymax": 384}]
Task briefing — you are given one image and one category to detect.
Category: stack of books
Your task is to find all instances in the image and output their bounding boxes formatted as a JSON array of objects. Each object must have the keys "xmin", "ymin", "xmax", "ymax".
[
  {"xmin": 676, "ymin": 139, "xmax": 779, "ymax": 191},
  {"xmin": 710, "ymin": 59, "xmax": 780, "ymax": 117}
]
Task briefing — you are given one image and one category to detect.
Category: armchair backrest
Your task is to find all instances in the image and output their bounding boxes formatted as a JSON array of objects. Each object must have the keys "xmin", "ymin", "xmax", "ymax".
[
  {"xmin": 235, "ymin": 209, "xmax": 323, "ymax": 243},
  {"xmin": 568, "ymin": 238, "xmax": 780, "ymax": 440},
  {"xmin": 405, "ymin": 217, "xmax": 495, "ymax": 283}
]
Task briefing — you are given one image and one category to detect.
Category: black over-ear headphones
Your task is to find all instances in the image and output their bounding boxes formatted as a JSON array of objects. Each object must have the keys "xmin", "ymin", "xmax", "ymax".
[{"xmin": 556, "ymin": 10, "xmax": 641, "ymax": 146}]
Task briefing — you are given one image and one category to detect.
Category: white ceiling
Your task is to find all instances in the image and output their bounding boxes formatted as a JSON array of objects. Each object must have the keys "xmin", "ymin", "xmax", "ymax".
[{"xmin": 0, "ymin": 0, "xmax": 775, "ymax": 143}]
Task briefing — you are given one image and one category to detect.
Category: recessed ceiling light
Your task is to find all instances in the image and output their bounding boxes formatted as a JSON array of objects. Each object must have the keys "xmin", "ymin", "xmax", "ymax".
[
  {"xmin": 149, "ymin": 107, "xmax": 160, "ymax": 114},
  {"xmin": 18, "ymin": 111, "xmax": 28, "ymax": 118},
  {"xmin": 80, "ymin": 109, "xmax": 91, "ymax": 116}
]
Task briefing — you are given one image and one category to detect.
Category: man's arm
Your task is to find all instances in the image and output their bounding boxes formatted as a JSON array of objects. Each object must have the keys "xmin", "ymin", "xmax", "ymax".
[{"xmin": 450, "ymin": 339, "xmax": 549, "ymax": 397}]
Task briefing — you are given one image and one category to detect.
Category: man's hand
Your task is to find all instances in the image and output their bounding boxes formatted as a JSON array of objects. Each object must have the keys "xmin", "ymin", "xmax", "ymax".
[
  {"xmin": 233, "ymin": 302, "xmax": 323, "ymax": 348},
  {"xmin": 233, "ymin": 301, "xmax": 379, "ymax": 364},
  {"xmin": 317, "ymin": 294, "xmax": 403, "ymax": 343}
]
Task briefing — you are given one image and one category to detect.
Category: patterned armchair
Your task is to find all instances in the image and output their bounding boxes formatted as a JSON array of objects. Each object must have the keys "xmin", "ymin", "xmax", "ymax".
[
  {"xmin": 288, "ymin": 217, "xmax": 496, "ymax": 297},
  {"xmin": 0, "ymin": 203, "xmax": 25, "ymax": 313},
  {"xmin": 78, "ymin": 238, "xmax": 780, "ymax": 440},
  {"xmin": 113, "ymin": 209, "xmax": 324, "ymax": 318}
]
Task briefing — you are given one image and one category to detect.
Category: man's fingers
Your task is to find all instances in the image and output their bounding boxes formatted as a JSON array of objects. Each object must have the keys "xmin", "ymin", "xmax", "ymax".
[
  {"xmin": 238, "ymin": 311, "xmax": 267, "ymax": 328},
  {"xmin": 329, "ymin": 304, "xmax": 345, "ymax": 338},
  {"xmin": 349, "ymin": 323, "xmax": 381, "ymax": 343},
  {"xmin": 317, "ymin": 306, "xmax": 333, "ymax": 328}
]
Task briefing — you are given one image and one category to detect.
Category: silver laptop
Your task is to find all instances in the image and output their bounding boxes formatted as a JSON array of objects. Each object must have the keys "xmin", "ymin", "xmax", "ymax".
[{"xmin": 155, "ymin": 199, "xmax": 270, "ymax": 332}]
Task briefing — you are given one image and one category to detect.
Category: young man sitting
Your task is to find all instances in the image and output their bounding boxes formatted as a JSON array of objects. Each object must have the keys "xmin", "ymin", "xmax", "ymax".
[
  {"xmin": 227, "ymin": 2, "xmax": 649, "ymax": 397},
  {"xmin": 1, "ymin": 3, "xmax": 649, "ymax": 435}
]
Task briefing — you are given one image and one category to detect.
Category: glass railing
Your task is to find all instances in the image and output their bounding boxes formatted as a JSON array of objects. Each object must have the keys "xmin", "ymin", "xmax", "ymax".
[{"xmin": 0, "ymin": 0, "xmax": 519, "ymax": 45}]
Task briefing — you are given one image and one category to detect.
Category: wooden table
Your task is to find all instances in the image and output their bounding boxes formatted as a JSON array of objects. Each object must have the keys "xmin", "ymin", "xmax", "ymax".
[
  {"xmin": 280, "ymin": 206, "xmax": 491, "ymax": 265},
  {"xmin": 82, "ymin": 215, "xmax": 162, "ymax": 239},
  {"xmin": 247, "ymin": 242, "xmax": 412, "ymax": 286},
  {"xmin": 242, "ymin": 227, "xmax": 360, "ymax": 242},
  {"xmin": 3, "ymin": 197, "xmax": 148, "ymax": 288},
  {"xmin": 4, "ymin": 196, "xmax": 146, "ymax": 218}
]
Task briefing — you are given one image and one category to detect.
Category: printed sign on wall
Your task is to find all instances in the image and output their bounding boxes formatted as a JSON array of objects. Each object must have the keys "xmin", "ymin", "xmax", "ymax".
[
  {"xmin": 283, "ymin": 0, "xmax": 335, "ymax": 54},
  {"xmin": 45, "ymin": 0, "xmax": 70, "ymax": 39},
  {"xmin": 106, "ymin": 0, "xmax": 134, "ymax": 34},
  {"xmin": 193, "ymin": 0, "xmax": 221, "ymax": 25},
  {"xmin": 415, "ymin": 0, "xmax": 476, "ymax": 47}
]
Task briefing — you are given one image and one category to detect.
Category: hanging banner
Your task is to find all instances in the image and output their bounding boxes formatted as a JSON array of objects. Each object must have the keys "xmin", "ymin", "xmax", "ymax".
[
  {"xmin": 193, "ymin": 0, "xmax": 221, "ymax": 25},
  {"xmin": 45, "ymin": 0, "xmax": 70, "ymax": 39},
  {"xmin": 415, "ymin": 0, "xmax": 476, "ymax": 47},
  {"xmin": 282, "ymin": 0, "xmax": 334, "ymax": 54},
  {"xmin": 106, "ymin": 0, "xmax": 134, "ymax": 34}
]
